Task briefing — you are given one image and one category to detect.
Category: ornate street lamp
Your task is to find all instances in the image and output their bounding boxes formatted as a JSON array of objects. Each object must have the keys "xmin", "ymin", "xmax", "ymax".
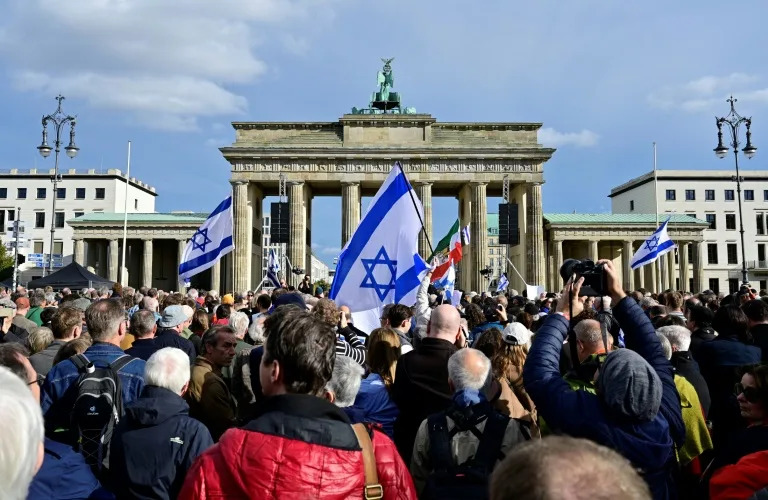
[
  {"xmin": 714, "ymin": 96, "xmax": 757, "ymax": 286},
  {"xmin": 37, "ymin": 95, "xmax": 79, "ymax": 276}
]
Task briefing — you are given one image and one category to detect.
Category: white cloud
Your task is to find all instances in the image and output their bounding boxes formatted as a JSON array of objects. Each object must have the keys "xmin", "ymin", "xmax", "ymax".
[
  {"xmin": 0, "ymin": 0, "xmax": 341, "ymax": 131},
  {"xmin": 539, "ymin": 127, "xmax": 599, "ymax": 148},
  {"xmin": 311, "ymin": 243, "xmax": 341, "ymax": 256},
  {"xmin": 648, "ymin": 73, "xmax": 767, "ymax": 112}
]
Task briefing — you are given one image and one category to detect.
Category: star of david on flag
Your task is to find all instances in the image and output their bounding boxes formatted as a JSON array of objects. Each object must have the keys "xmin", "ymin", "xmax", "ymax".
[
  {"xmin": 630, "ymin": 218, "xmax": 676, "ymax": 270},
  {"xmin": 178, "ymin": 195, "xmax": 235, "ymax": 280},
  {"xmin": 330, "ymin": 162, "xmax": 429, "ymax": 331}
]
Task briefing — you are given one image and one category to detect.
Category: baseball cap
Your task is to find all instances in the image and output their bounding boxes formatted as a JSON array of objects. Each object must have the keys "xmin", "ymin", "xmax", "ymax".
[
  {"xmin": 221, "ymin": 294, "xmax": 235, "ymax": 305},
  {"xmin": 502, "ymin": 322, "xmax": 533, "ymax": 347},
  {"xmin": 14, "ymin": 297, "xmax": 30, "ymax": 309},
  {"xmin": 158, "ymin": 305, "xmax": 188, "ymax": 328},
  {"xmin": 0, "ymin": 298, "xmax": 16, "ymax": 318}
]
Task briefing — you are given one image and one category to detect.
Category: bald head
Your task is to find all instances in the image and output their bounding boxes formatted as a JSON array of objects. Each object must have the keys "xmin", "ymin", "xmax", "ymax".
[
  {"xmin": 448, "ymin": 348, "xmax": 491, "ymax": 391},
  {"xmin": 339, "ymin": 305, "xmax": 352, "ymax": 322},
  {"xmin": 428, "ymin": 304, "xmax": 461, "ymax": 342}
]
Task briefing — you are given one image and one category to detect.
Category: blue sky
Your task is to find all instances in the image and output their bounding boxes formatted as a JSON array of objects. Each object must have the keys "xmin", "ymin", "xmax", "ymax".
[{"xmin": 1, "ymin": 0, "xmax": 767, "ymax": 266}]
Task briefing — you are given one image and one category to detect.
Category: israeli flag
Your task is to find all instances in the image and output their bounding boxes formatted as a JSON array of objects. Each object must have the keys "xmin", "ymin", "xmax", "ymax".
[
  {"xmin": 496, "ymin": 273, "xmax": 509, "ymax": 292},
  {"xmin": 330, "ymin": 162, "xmax": 429, "ymax": 316},
  {"xmin": 630, "ymin": 218, "xmax": 676, "ymax": 270},
  {"xmin": 434, "ymin": 264, "xmax": 456, "ymax": 299},
  {"xmin": 178, "ymin": 195, "xmax": 235, "ymax": 280},
  {"xmin": 267, "ymin": 249, "xmax": 281, "ymax": 288}
]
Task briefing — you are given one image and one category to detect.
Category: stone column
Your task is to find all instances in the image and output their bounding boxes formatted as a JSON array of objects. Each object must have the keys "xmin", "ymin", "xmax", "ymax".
[
  {"xmin": 692, "ymin": 242, "xmax": 704, "ymax": 293},
  {"xmin": 458, "ymin": 185, "xmax": 473, "ymax": 292},
  {"xmin": 635, "ymin": 243, "xmax": 645, "ymax": 290},
  {"xmin": 177, "ymin": 239, "xmax": 186, "ymax": 291},
  {"xmin": 470, "ymin": 182, "xmax": 488, "ymax": 292},
  {"xmin": 232, "ymin": 181, "xmax": 250, "ymax": 292},
  {"xmin": 526, "ymin": 183, "xmax": 545, "ymax": 286},
  {"xmin": 667, "ymin": 251, "xmax": 676, "ymax": 291},
  {"xmin": 288, "ymin": 181, "xmax": 308, "ymax": 287},
  {"xmin": 142, "ymin": 239, "xmax": 153, "ymax": 288},
  {"xmin": 589, "ymin": 240, "xmax": 599, "ymax": 262},
  {"xmin": 73, "ymin": 239, "xmax": 84, "ymax": 266},
  {"xmin": 341, "ymin": 182, "xmax": 361, "ymax": 247},
  {"xmin": 414, "ymin": 182, "xmax": 433, "ymax": 259},
  {"xmin": 211, "ymin": 260, "xmax": 221, "ymax": 292},
  {"xmin": 552, "ymin": 240, "xmax": 564, "ymax": 291},
  {"xmin": 649, "ymin": 260, "xmax": 658, "ymax": 294},
  {"xmin": 680, "ymin": 242, "xmax": 690, "ymax": 292},
  {"xmin": 108, "ymin": 239, "xmax": 119, "ymax": 282},
  {"xmin": 622, "ymin": 240, "xmax": 634, "ymax": 291}
]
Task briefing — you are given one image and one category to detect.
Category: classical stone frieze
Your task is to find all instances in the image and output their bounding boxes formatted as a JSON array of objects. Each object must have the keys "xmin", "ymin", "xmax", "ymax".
[{"xmin": 231, "ymin": 159, "xmax": 540, "ymax": 173}]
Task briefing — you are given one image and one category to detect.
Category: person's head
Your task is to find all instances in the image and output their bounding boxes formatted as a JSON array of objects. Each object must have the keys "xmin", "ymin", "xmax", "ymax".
[
  {"xmin": 686, "ymin": 304, "xmax": 714, "ymax": 331},
  {"xmin": 190, "ymin": 308, "xmax": 209, "ymax": 334},
  {"xmin": 130, "ymin": 309, "xmax": 158, "ymax": 339},
  {"xmin": 447, "ymin": 348, "xmax": 491, "ymax": 394},
  {"xmin": 28, "ymin": 327, "xmax": 53, "ymax": 355},
  {"xmin": 221, "ymin": 294, "xmax": 235, "ymax": 306},
  {"xmin": 215, "ymin": 303, "xmax": 232, "ymax": 320},
  {"xmin": 743, "ymin": 299, "xmax": 768, "ymax": 328},
  {"xmin": 228, "ymin": 311, "xmax": 249, "ymax": 340},
  {"xmin": 145, "ymin": 348, "xmax": 191, "ymax": 396},
  {"xmin": 52, "ymin": 337, "xmax": 92, "ymax": 366},
  {"xmin": 367, "ymin": 327, "xmax": 401, "ymax": 388},
  {"xmin": 261, "ymin": 308, "xmax": 335, "ymax": 398},
  {"xmin": 85, "ymin": 299, "xmax": 127, "ymax": 344},
  {"xmin": 0, "ymin": 343, "xmax": 39, "ymax": 402},
  {"xmin": 667, "ymin": 291, "xmax": 683, "ymax": 312},
  {"xmin": 639, "ymin": 297, "xmax": 657, "ymax": 310},
  {"xmin": 324, "ymin": 356, "xmax": 364, "ymax": 407},
  {"xmin": 653, "ymin": 314, "xmax": 686, "ymax": 329},
  {"xmin": 489, "ymin": 436, "xmax": 651, "ymax": 500},
  {"xmin": 713, "ymin": 304, "xmax": 751, "ymax": 343},
  {"xmin": 386, "ymin": 304, "xmax": 413, "ymax": 332},
  {"xmin": 427, "ymin": 304, "xmax": 462, "ymax": 343},
  {"xmin": 574, "ymin": 319, "xmax": 608, "ymax": 362},
  {"xmin": 648, "ymin": 305, "xmax": 667, "ymax": 319},
  {"xmin": 598, "ymin": 349, "xmax": 662, "ymax": 422},
  {"xmin": 256, "ymin": 293, "xmax": 271, "ymax": 312},
  {"xmin": 141, "ymin": 296, "xmax": 159, "ymax": 312},
  {"xmin": 0, "ymin": 365, "xmax": 45, "ymax": 500},
  {"xmin": 473, "ymin": 327, "xmax": 528, "ymax": 383},
  {"xmin": 187, "ymin": 288, "xmax": 199, "ymax": 301},
  {"xmin": 654, "ymin": 332, "xmax": 673, "ymax": 360},
  {"xmin": 379, "ymin": 304, "xmax": 393, "ymax": 327},
  {"xmin": 201, "ymin": 325, "xmax": 238, "ymax": 369},
  {"xmin": 312, "ymin": 298, "xmax": 339, "ymax": 328},
  {"xmin": 157, "ymin": 305, "xmax": 189, "ymax": 333},
  {"xmin": 657, "ymin": 325, "xmax": 692, "ymax": 353},
  {"xmin": 464, "ymin": 303, "xmax": 485, "ymax": 331},
  {"xmin": 30, "ymin": 291, "xmax": 46, "ymax": 308},
  {"xmin": 736, "ymin": 364, "xmax": 768, "ymax": 425},
  {"xmin": 14, "ymin": 297, "xmax": 30, "ymax": 314}
]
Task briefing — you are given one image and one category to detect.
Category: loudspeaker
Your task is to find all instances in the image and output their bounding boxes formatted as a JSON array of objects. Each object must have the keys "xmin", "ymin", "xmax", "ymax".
[
  {"xmin": 498, "ymin": 203, "xmax": 519, "ymax": 245},
  {"xmin": 270, "ymin": 202, "xmax": 289, "ymax": 243}
]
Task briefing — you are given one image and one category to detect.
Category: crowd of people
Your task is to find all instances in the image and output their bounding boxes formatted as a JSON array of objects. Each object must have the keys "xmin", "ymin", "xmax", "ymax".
[{"xmin": 2, "ymin": 259, "xmax": 768, "ymax": 499}]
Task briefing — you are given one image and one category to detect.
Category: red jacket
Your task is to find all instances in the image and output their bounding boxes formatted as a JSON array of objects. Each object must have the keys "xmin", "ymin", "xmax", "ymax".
[
  {"xmin": 179, "ymin": 394, "xmax": 416, "ymax": 500},
  {"xmin": 710, "ymin": 450, "xmax": 768, "ymax": 500}
]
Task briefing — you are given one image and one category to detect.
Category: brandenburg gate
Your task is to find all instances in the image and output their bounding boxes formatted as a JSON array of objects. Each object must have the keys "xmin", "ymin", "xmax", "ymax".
[{"xmin": 221, "ymin": 61, "xmax": 555, "ymax": 293}]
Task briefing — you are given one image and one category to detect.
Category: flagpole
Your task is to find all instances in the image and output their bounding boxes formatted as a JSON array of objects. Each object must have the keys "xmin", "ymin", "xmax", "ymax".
[
  {"xmin": 653, "ymin": 142, "xmax": 663, "ymax": 291},
  {"xmin": 396, "ymin": 162, "xmax": 434, "ymax": 256},
  {"xmin": 120, "ymin": 141, "xmax": 131, "ymax": 286},
  {"xmin": 504, "ymin": 257, "xmax": 527, "ymax": 286}
]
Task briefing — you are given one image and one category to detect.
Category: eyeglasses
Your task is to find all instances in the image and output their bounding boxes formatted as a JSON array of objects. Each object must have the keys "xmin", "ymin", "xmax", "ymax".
[
  {"xmin": 28, "ymin": 374, "xmax": 43, "ymax": 387},
  {"xmin": 736, "ymin": 383, "xmax": 762, "ymax": 403}
]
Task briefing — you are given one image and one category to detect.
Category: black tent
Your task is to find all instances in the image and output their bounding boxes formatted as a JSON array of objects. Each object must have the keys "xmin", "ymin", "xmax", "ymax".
[{"xmin": 26, "ymin": 262, "xmax": 113, "ymax": 290}]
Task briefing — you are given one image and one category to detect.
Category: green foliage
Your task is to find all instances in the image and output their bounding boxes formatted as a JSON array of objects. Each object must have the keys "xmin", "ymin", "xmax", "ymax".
[
  {"xmin": 313, "ymin": 279, "xmax": 331, "ymax": 295},
  {"xmin": 0, "ymin": 238, "xmax": 14, "ymax": 272}
]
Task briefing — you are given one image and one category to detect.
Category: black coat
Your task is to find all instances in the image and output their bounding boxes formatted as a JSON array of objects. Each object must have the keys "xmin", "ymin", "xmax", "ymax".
[
  {"xmin": 110, "ymin": 385, "xmax": 213, "ymax": 500},
  {"xmin": 689, "ymin": 326, "xmax": 716, "ymax": 361},
  {"xmin": 671, "ymin": 351, "xmax": 711, "ymax": 417},
  {"xmin": 125, "ymin": 338, "xmax": 162, "ymax": 361},
  {"xmin": 153, "ymin": 329, "xmax": 196, "ymax": 363},
  {"xmin": 751, "ymin": 323, "xmax": 768, "ymax": 363}
]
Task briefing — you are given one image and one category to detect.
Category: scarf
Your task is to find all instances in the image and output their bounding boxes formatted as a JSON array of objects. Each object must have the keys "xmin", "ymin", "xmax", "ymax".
[{"xmin": 452, "ymin": 388, "xmax": 486, "ymax": 408}]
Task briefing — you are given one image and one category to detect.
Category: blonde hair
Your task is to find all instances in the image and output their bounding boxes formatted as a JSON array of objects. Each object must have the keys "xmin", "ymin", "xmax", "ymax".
[
  {"xmin": 312, "ymin": 298, "xmax": 339, "ymax": 327},
  {"xmin": 367, "ymin": 328, "xmax": 401, "ymax": 389}
]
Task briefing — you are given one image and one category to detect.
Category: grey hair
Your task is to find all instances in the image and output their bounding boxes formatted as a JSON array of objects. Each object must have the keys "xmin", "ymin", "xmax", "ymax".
[
  {"xmin": 133, "ymin": 292, "xmax": 144, "ymax": 306},
  {"xmin": 142, "ymin": 296, "xmax": 159, "ymax": 312},
  {"xmin": 325, "ymin": 356, "xmax": 364, "ymax": 407},
  {"xmin": 654, "ymin": 332, "xmax": 673, "ymax": 361},
  {"xmin": 130, "ymin": 310, "xmax": 157, "ymax": 338},
  {"xmin": 28, "ymin": 327, "xmax": 53, "ymax": 355},
  {"xmin": 657, "ymin": 325, "xmax": 692, "ymax": 352},
  {"xmin": 187, "ymin": 288, "xmax": 199, "ymax": 300},
  {"xmin": 144, "ymin": 348, "xmax": 191, "ymax": 395},
  {"xmin": 44, "ymin": 292, "xmax": 55, "ymax": 304},
  {"xmin": 80, "ymin": 288, "xmax": 89, "ymax": 296},
  {"xmin": 85, "ymin": 299, "xmax": 125, "ymax": 342},
  {"xmin": 447, "ymin": 348, "xmax": 491, "ymax": 391},
  {"xmin": 640, "ymin": 297, "xmax": 658, "ymax": 309},
  {"xmin": 97, "ymin": 287, "xmax": 110, "ymax": 297},
  {"xmin": 0, "ymin": 366, "xmax": 45, "ymax": 500},
  {"xmin": 248, "ymin": 318, "xmax": 265, "ymax": 344},
  {"xmin": 228, "ymin": 311, "xmax": 250, "ymax": 338},
  {"xmin": 574, "ymin": 319, "xmax": 602, "ymax": 345},
  {"xmin": 29, "ymin": 292, "xmax": 46, "ymax": 308}
]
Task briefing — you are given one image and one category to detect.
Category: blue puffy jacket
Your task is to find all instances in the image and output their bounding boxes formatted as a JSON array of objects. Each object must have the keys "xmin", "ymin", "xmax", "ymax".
[
  {"xmin": 347, "ymin": 373, "xmax": 399, "ymax": 438},
  {"xmin": 27, "ymin": 438, "xmax": 113, "ymax": 499},
  {"xmin": 523, "ymin": 297, "xmax": 685, "ymax": 500}
]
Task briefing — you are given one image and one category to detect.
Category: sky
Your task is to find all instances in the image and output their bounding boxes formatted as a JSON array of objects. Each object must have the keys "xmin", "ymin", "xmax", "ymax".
[{"xmin": 0, "ymin": 0, "xmax": 767, "ymax": 266}]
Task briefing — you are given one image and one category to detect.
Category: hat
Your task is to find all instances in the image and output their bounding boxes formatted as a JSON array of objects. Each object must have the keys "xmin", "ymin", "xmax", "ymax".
[
  {"xmin": 221, "ymin": 294, "xmax": 235, "ymax": 305},
  {"xmin": 598, "ymin": 349, "xmax": 662, "ymax": 422},
  {"xmin": 0, "ymin": 298, "xmax": 16, "ymax": 318},
  {"xmin": 273, "ymin": 293, "xmax": 307, "ymax": 310},
  {"xmin": 502, "ymin": 322, "xmax": 533, "ymax": 346},
  {"xmin": 158, "ymin": 305, "xmax": 188, "ymax": 328},
  {"xmin": 71, "ymin": 297, "xmax": 92, "ymax": 312},
  {"xmin": 181, "ymin": 305, "xmax": 195, "ymax": 320},
  {"xmin": 14, "ymin": 297, "xmax": 30, "ymax": 309},
  {"xmin": 314, "ymin": 287, "xmax": 324, "ymax": 296}
]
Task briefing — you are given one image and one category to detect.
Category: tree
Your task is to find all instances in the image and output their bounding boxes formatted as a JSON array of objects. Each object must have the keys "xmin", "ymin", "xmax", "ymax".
[
  {"xmin": 313, "ymin": 278, "xmax": 331, "ymax": 295},
  {"xmin": 0, "ymin": 238, "xmax": 15, "ymax": 281}
]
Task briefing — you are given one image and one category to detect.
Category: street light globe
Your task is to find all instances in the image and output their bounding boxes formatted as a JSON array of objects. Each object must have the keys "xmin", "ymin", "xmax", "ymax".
[
  {"xmin": 714, "ymin": 146, "xmax": 729, "ymax": 159},
  {"xmin": 743, "ymin": 145, "xmax": 757, "ymax": 159},
  {"xmin": 65, "ymin": 146, "xmax": 79, "ymax": 159},
  {"xmin": 37, "ymin": 145, "xmax": 52, "ymax": 158}
]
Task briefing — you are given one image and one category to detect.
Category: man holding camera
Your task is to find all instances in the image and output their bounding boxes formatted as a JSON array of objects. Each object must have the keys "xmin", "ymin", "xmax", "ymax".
[{"xmin": 523, "ymin": 260, "xmax": 685, "ymax": 500}]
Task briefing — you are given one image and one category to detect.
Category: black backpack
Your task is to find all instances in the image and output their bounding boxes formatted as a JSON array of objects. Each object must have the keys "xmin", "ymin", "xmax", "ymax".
[
  {"xmin": 422, "ymin": 402, "xmax": 514, "ymax": 500},
  {"xmin": 69, "ymin": 354, "xmax": 135, "ymax": 471}
]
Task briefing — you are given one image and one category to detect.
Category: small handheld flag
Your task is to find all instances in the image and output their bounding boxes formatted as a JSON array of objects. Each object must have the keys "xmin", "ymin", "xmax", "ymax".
[{"xmin": 630, "ymin": 218, "xmax": 676, "ymax": 270}]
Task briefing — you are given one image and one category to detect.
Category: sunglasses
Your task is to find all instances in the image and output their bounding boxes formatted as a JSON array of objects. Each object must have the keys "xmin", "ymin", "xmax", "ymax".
[{"xmin": 736, "ymin": 383, "xmax": 762, "ymax": 404}]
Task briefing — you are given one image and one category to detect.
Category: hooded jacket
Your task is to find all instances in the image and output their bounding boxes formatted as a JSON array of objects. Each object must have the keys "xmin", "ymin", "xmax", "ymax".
[
  {"xmin": 29, "ymin": 339, "xmax": 67, "ymax": 376},
  {"xmin": 348, "ymin": 373, "xmax": 399, "ymax": 438},
  {"xmin": 28, "ymin": 438, "xmax": 109, "ymax": 500},
  {"xmin": 110, "ymin": 385, "xmax": 213, "ymax": 500},
  {"xmin": 523, "ymin": 297, "xmax": 685, "ymax": 500}
]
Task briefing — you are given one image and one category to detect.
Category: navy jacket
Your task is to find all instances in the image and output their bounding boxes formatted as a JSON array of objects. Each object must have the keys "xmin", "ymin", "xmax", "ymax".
[
  {"xmin": 110, "ymin": 385, "xmax": 214, "ymax": 500},
  {"xmin": 523, "ymin": 297, "xmax": 685, "ymax": 500},
  {"xmin": 28, "ymin": 438, "xmax": 112, "ymax": 499},
  {"xmin": 125, "ymin": 338, "xmax": 162, "ymax": 361},
  {"xmin": 153, "ymin": 328, "xmax": 196, "ymax": 363}
]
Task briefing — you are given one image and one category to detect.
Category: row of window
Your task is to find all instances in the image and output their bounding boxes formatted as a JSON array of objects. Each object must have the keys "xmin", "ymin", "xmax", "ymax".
[
  {"xmin": 693, "ymin": 278, "xmax": 768, "ymax": 295},
  {"xmin": 692, "ymin": 212, "xmax": 768, "ymax": 235},
  {"xmin": 666, "ymin": 188, "xmax": 766, "ymax": 202},
  {"xmin": 31, "ymin": 210, "xmax": 86, "ymax": 229},
  {"xmin": 0, "ymin": 187, "xmax": 106, "ymax": 200}
]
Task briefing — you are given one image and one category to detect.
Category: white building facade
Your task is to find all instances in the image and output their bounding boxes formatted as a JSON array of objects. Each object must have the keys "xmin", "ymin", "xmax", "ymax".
[
  {"xmin": 611, "ymin": 170, "xmax": 768, "ymax": 294},
  {"xmin": 0, "ymin": 168, "xmax": 156, "ymax": 282}
]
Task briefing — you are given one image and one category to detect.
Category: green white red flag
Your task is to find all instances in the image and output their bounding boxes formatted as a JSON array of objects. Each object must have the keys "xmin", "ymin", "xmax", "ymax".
[{"xmin": 429, "ymin": 220, "xmax": 469, "ymax": 282}]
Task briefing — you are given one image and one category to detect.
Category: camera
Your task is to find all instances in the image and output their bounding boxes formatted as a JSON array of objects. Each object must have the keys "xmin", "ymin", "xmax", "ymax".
[{"xmin": 559, "ymin": 259, "xmax": 606, "ymax": 297}]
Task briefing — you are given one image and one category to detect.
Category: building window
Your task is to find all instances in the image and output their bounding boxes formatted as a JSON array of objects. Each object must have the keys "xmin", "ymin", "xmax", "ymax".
[
  {"xmin": 745, "ymin": 190, "xmax": 755, "ymax": 201},
  {"xmin": 688, "ymin": 244, "xmax": 693, "ymax": 264},
  {"xmin": 726, "ymin": 213, "xmax": 737, "ymax": 230},
  {"xmin": 729, "ymin": 278, "xmax": 740, "ymax": 294},
  {"xmin": 758, "ymin": 213, "xmax": 766, "ymax": 236},
  {"xmin": 55, "ymin": 212, "xmax": 65, "ymax": 229},
  {"xmin": 705, "ymin": 189, "xmax": 715, "ymax": 201},
  {"xmin": 56, "ymin": 188, "xmax": 66, "ymax": 199},
  {"xmin": 134, "ymin": 199, "xmax": 138, "ymax": 210},
  {"xmin": 630, "ymin": 200, "xmax": 634, "ymax": 211},
  {"xmin": 52, "ymin": 241, "xmax": 63, "ymax": 256},
  {"xmin": 33, "ymin": 241, "xmax": 43, "ymax": 254},
  {"xmin": 34, "ymin": 212, "xmax": 45, "ymax": 229},
  {"xmin": 685, "ymin": 189, "xmax": 696, "ymax": 201},
  {"xmin": 17, "ymin": 188, "xmax": 26, "ymax": 199},
  {"xmin": 665, "ymin": 189, "xmax": 676, "ymax": 201},
  {"xmin": 759, "ymin": 244, "xmax": 766, "ymax": 264},
  {"xmin": 705, "ymin": 214, "xmax": 716, "ymax": 230},
  {"xmin": 707, "ymin": 243, "xmax": 718, "ymax": 264},
  {"xmin": 95, "ymin": 188, "xmax": 105, "ymax": 200},
  {"xmin": 709, "ymin": 278, "xmax": 720, "ymax": 294},
  {"xmin": 761, "ymin": 280, "xmax": 767, "ymax": 292},
  {"xmin": 36, "ymin": 188, "xmax": 46, "ymax": 199},
  {"xmin": 0, "ymin": 188, "xmax": 6, "ymax": 199},
  {"xmin": 76, "ymin": 188, "xmax": 86, "ymax": 199},
  {"xmin": 7, "ymin": 210, "xmax": 14, "ymax": 222},
  {"xmin": 73, "ymin": 211, "xmax": 84, "ymax": 219},
  {"xmin": 725, "ymin": 189, "xmax": 735, "ymax": 201},
  {"xmin": 727, "ymin": 243, "xmax": 738, "ymax": 264}
]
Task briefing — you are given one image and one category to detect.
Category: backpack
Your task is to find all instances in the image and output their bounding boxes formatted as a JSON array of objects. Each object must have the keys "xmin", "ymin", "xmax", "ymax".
[
  {"xmin": 422, "ymin": 402, "xmax": 514, "ymax": 500},
  {"xmin": 69, "ymin": 354, "xmax": 135, "ymax": 471}
]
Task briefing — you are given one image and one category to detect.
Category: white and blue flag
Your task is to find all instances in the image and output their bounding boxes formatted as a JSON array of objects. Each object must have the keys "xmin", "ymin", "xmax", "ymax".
[
  {"xmin": 330, "ymin": 162, "xmax": 429, "ymax": 322},
  {"xmin": 496, "ymin": 273, "xmax": 509, "ymax": 292},
  {"xmin": 630, "ymin": 218, "xmax": 676, "ymax": 270},
  {"xmin": 434, "ymin": 264, "xmax": 456, "ymax": 300},
  {"xmin": 178, "ymin": 195, "xmax": 235, "ymax": 280},
  {"xmin": 267, "ymin": 249, "xmax": 281, "ymax": 288}
]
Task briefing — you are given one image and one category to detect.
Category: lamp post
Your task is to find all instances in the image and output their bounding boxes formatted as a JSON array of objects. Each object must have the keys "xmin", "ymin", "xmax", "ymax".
[
  {"xmin": 714, "ymin": 96, "xmax": 757, "ymax": 287},
  {"xmin": 36, "ymin": 95, "xmax": 79, "ymax": 276}
]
